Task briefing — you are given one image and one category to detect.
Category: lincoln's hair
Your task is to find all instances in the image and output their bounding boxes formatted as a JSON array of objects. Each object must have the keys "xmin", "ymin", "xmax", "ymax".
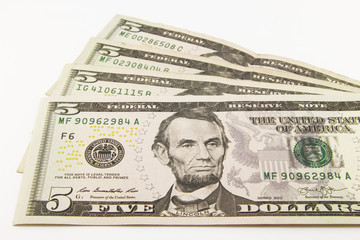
[{"xmin": 151, "ymin": 107, "xmax": 230, "ymax": 151}]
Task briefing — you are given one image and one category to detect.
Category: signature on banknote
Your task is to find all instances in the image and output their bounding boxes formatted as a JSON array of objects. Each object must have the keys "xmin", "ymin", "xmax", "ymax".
[
  {"xmin": 77, "ymin": 186, "xmax": 139, "ymax": 193},
  {"xmin": 298, "ymin": 186, "xmax": 347, "ymax": 197}
]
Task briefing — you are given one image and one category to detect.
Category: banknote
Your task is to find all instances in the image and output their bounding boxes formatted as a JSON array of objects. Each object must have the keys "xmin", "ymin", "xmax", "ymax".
[
  {"xmin": 16, "ymin": 65, "xmax": 343, "ymax": 174},
  {"xmin": 14, "ymin": 96, "xmax": 360, "ymax": 225},
  {"xmin": 97, "ymin": 15, "xmax": 360, "ymax": 89},
  {"xmin": 75, "ymin": 38, "xmax": 359, "ymax": 93},
  {"xmin": 17, "ymin": 65, "xmax": 342, "ymax": 174},
  {"xmin": 50, "ymin": 64, "xmax": 344, "ymax": 97}
]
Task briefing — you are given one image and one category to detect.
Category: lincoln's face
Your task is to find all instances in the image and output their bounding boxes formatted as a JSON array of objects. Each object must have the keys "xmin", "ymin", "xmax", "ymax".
[{"xmin": 166, "ymin": 118, "xmax": 225, "ymax": 189}]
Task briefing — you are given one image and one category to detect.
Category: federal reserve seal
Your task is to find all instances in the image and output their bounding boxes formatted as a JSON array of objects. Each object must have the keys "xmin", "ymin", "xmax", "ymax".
[
  {"xmin": 293, "ymin": 138, "xmax": 332, "ymax": 168},
  {"xmin": 85, "ymin": 138, "xmax": 125, "ymax": 168}
]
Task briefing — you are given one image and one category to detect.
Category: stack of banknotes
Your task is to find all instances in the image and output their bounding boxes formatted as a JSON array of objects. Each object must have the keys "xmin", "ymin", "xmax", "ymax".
[{"xmin": 14, "ymin": 15, "xmax": 360, "ymax": 225}]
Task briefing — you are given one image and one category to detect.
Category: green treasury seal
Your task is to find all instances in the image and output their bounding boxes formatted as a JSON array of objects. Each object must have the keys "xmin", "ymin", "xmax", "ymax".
[{"xmin": 293, "ymin": 138, "xmax": 332, "ymax": 168}]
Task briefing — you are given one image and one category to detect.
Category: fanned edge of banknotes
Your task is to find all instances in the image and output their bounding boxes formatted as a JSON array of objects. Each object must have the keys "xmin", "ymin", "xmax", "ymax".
[{"xmin": 14, "ymin": 15, "xmax": 360, "ymax": 225}]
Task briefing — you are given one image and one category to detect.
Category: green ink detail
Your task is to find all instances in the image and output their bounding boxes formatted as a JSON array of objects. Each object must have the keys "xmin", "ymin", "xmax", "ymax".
[
  {"xmin": 263, "ymin": 172, "xmax": 270, "ymax": 180},
  {"xmin": 293, "ymin": 138, "xmax": 332, "ymax": 168},
  {"xmin": 346, "ymin": 172, "xmax": 352, "ymax": 180},
  {"xmin": 58, "ymin": 117, "xmax": 65, "ymax": 124}
]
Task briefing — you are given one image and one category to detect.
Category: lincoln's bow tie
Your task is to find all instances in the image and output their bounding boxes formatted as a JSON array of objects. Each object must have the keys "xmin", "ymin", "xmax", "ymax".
[{"xmin": 171, "ymin": 196, "xmax": 210, "ymax": 213}]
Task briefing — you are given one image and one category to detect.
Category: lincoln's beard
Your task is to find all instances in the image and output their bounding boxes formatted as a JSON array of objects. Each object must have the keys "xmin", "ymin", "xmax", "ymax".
[
  {"xmin": 175, "ymin": 173, "xmax": 221, "ymax": 189},
  {"xmin": 168, "ymin": 156, "xmax": 224, "ymax": 190}
]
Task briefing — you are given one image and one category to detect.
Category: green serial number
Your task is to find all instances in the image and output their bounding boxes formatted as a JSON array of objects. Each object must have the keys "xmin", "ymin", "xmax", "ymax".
[
  {"xmin": 99, "ymin": 56, "xmax": 170, "ymax": 72},
  {"xmin": 74, "ymin": 117, "xmax": 139, "ymax": 125},
  {"xmin": 75, "ymin": 84, "xmax": 151, "ymax": 96},
  {"xmin": 264, "ymin": 171, "xmax": 352, "ymax": 181},
  {"xmin": 119, "ymin": 31, "xmax": 184, "ymax": 52}
]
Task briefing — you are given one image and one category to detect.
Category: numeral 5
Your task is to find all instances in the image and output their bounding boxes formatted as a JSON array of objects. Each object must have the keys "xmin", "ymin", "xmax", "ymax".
[
  {"xmin": 74, "ymin": 71, "xmax": 98, "ymax": 83},
  {"xmin": 55, "ymin": 103, "xmax": 80, "ymax": 115},
  {"xmin": 98, "ymin": 45, "xmax": 122, "ymax": 57},
  {"xmin": 46, "ymin": 187, "xmax": 73, "ymax": 212},
  {"xmin": 120, "ymin": 21, "xmax": 142, "ymax": 32}
]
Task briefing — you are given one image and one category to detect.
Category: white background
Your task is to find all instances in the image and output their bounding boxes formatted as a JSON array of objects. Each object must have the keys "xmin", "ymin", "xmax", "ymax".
[{"xmin": 1, "ymin": 0, "xmax": 360, "ymax": 238}]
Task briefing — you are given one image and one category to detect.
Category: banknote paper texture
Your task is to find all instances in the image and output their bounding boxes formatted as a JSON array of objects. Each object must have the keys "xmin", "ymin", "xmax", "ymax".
[
  {"xmin": 14, "ymin": 96, "xmax": 360, "ymax": 225},
  {"xmin": 75, "ymin": 38, "xmax": 359, "ymax": 93},
  {"xmin": 15, "ymin": 66, "xmax": 342, "ymax": 174},
  {"xmin": 97, "ymin": 15, "xmax": 360, "ymax": 89},
  {"xmin": 50, "ymin": 65, "xmax": 343, "ymax": 97}
]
